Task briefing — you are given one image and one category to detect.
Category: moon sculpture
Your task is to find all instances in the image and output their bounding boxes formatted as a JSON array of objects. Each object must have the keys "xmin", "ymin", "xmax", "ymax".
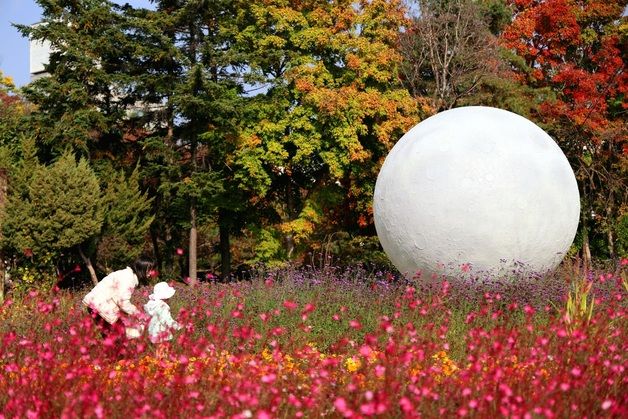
[{"xmin": 373, "ymin": 106, "xmax": 580, "ymax": 279}]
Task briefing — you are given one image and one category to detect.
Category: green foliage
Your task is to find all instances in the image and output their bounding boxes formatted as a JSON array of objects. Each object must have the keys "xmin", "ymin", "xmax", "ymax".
[
  {"xmin": 97, "ymin": 166, "xmax": 154, "ymax": 271},
  {"xmin": 2, "ymin": 151, "xmax": 103, "ymax": 258},
  {"xmin": 249, "ymin": 227, "xmax": 286, "ymax": 267},
  {"xmin": 478, "ymin": 0, "xmax": 511, "ymax": 35},
  {"xmin": 0, "ymin": 72, "xmax": 32, "ymax": 149},
  {"xmin": 616, "ymin": 213, "xmax": 628, "ymax": 258},
  {"xmin": 15, "ymin": 0, "xmax": 136, "ymax": 154},
  {"xmin": 325, "ymin": 232, "xmax": 396, "ymax": 271},
  {"xmin": 7, "ymin": 0, "xmax": 625, "ymax": 283},
  {"xmin": 8, "ymin": 252, "xmax": 59, "ymax": 296}
]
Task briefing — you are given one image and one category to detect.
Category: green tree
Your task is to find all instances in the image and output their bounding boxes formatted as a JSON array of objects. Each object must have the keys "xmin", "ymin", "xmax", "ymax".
[
  {"xmin": 15, "ymin": 0, "xmax": 142, "ymax": 155},
  {"xmin": 96, "ymin": 166, "xmax": 154, "ymax": 273},
  {"xmin": 1, "ymin": 150, "xmax": 103, "ymax": 286},
  {"xmin": 132, "ymin": 0, "xmax": 247, "ymax": 281}
]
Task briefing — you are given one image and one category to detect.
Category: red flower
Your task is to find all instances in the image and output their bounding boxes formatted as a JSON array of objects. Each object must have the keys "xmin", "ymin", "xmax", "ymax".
[{"xmin": 283, "ymin": 300, "xmax": 298, "ymax": 310}]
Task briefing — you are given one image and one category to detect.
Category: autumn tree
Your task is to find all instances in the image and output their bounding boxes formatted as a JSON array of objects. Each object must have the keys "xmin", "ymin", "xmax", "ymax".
[
  {"xmin": 0, "ymin": 73, "xmax": 34, "ymax": 148},
  {"xmin": 502, "ymin": 0, "xmax": 628, "ymax": 262},
  {"xmin": 234, "ymin": 0, "xmax": 419, "ymax": 264}
]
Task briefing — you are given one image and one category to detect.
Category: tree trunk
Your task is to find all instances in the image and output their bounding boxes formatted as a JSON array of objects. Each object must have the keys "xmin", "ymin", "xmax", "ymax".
[
  {"xmin": 0, "ymin": 258, "xmax": 4, "ymax": 305},
  {"xmin": 285, "ymin": 180, "xmax": 296, "ymax": 258},
  {"xmin": 78, "ymin": 246, "xmax": 99, "ymax": 286},
  {"xmin": 150, "ymin": 225, "xmax": 162, "ymax": 274},
  {"xmin": 582, "ymin": 234, "xmax": 592, "ymax": 273},
  {"xmin": 606, "ymin": 202, "xmax": 615, "ymax": 260},
  {"xmin": 188, "ymin": 200, "xmax": 198, "ymax": 286},
  {"xmin": 607, "ymin": 228, "xmax": 615, "ymax": 261},
  {"xmin": 219, "ymin": 210, "xmax": 231, "ymax": 281}
]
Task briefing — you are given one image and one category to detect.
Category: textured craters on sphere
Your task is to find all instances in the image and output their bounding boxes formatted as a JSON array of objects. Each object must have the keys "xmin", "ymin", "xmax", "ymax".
[{"xmin": 373, "ymin": 106, "xmax": 580, "ymax": 279}]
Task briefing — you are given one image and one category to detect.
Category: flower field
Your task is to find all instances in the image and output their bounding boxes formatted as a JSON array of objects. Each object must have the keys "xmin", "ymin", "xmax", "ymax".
[{"xmin": 0, "ymin": 265, "xmax": 626, "ymax": 418}]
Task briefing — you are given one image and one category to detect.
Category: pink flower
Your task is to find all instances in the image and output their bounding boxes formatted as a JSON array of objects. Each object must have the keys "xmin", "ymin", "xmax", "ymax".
[
  {"xmin": 302, "ymin": 303, "xmax": 315, "ymax": 314},
  {"xmin": 349, "ymin": 320, "xmax": 362, "ymax": 329},
  {"xmin": 399, "ymin": 397, "xmax": 413, "ymax": 412},
  {"xmin": 334, "ymin": 398, "xmax": 353, "ymax": 417},
  {"xmin": 283, "ymin": 300, "xmax": 298, "ymax": 310},
  {"xmin": 359, "ymin": 345, "xmax": 372, "ymax": 357},
  {"xmin": 359, "ymin": 402, "xmax": 375, "ymax": 415},
  {"xmin": 601, "ymin": 400, "xmax": 613, "ymax": 410},
  {"xmin": 261, "ymin": 374, "xmax": 276, "ymax": 384},
  {"xmin": 176, "ymin": 248, "xmax": 185, "ymax": 256}
]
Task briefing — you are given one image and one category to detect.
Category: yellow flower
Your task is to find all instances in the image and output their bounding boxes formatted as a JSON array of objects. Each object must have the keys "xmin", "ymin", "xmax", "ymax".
[
  {"xmin": 344, "ymin": 357, "xmax": 362, "ymax": 373},
  {"xmin": 431, "ymin": 351, "xmax": 458, "ymax": 377},
  {"xmin": 262, "ymin": 348, "xmax": 273, "ymax": 362},
  {"xmin": 284, "ymin": 354, "xmax": 296, "ymax": 371}
]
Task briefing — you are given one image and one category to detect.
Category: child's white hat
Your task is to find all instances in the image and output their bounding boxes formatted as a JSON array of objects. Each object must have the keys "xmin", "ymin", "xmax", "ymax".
[{"xmin": 150, "ymin": 281, "xmax": 176, "ymax": 300}]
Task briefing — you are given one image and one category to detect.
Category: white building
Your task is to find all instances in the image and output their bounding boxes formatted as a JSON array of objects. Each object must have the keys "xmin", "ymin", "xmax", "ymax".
[{"xmin": 29, "ymin": 24, "xmax": 51, "ymax": 81}]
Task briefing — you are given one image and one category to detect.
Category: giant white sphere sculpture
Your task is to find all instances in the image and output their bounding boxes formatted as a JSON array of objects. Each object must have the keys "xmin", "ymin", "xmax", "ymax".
[{"xmin": 373, "ymin": 106, "xmax": 580, "ymax": 279}]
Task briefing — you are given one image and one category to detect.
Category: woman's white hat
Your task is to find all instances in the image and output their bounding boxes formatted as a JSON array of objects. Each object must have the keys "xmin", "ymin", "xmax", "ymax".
[{"xmin": 150, "ymin": 281, "xmax": 176, "ymax": 300}]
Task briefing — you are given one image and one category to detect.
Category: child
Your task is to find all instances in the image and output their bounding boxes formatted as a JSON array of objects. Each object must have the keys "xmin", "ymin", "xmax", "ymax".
[
  {"xmin": 144, "ymin": 282, "xmax": 182, "ymax": 345},
  {"xmin": 83, "ymin": 257, "xmax": 155, "ymax": 356}
]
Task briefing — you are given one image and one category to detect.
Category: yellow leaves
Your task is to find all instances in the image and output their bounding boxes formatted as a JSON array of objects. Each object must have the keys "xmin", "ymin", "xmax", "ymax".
[
  {"xmin": 1, "ymin": 75, "xmax": 15, "ymax": 89},
  {"xmin": 259, "ymin": 34, "xmax": 287, "ymax": 49},
  {"xmin": 309, "ymin": 7, "xmax": 332, "ymax": 27},
  {"xmin": 241, "ymin": 134, "xmax": 262, "ymax": 148},
  {"xmin": 279, "ymin": 219, "xmax": 315, "ymax": 243},
  {"xmin": 294, "ymin": 78, "xmax": 314, "ymax": 93},
  {"xmin": 346, "ymin": 53, "xmax": 361, "ymax": 71}
]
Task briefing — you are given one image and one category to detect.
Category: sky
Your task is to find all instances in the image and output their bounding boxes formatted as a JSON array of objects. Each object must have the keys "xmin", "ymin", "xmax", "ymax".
[{"xmin": 0, "ymin": 0, "xmax": 154, "ymax": 87}]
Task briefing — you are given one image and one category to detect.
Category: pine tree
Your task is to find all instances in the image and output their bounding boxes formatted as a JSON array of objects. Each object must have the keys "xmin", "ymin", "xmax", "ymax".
[
  {"xmin": 97, "ymin": 166, "xmax": 155, "ymax": 272},
  {"xmin": 2, "ymin": 150, "xmax": 103, "ymax": 285},
  {"xmin": 134, "ymin": 0, "xmax": 247, "ymax": 281}
]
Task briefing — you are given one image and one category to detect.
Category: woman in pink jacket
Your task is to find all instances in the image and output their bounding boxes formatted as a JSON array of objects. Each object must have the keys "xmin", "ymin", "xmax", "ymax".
[{"xmin": 82, "ymin": 257, "xmax": 155, "ymax": 343}]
